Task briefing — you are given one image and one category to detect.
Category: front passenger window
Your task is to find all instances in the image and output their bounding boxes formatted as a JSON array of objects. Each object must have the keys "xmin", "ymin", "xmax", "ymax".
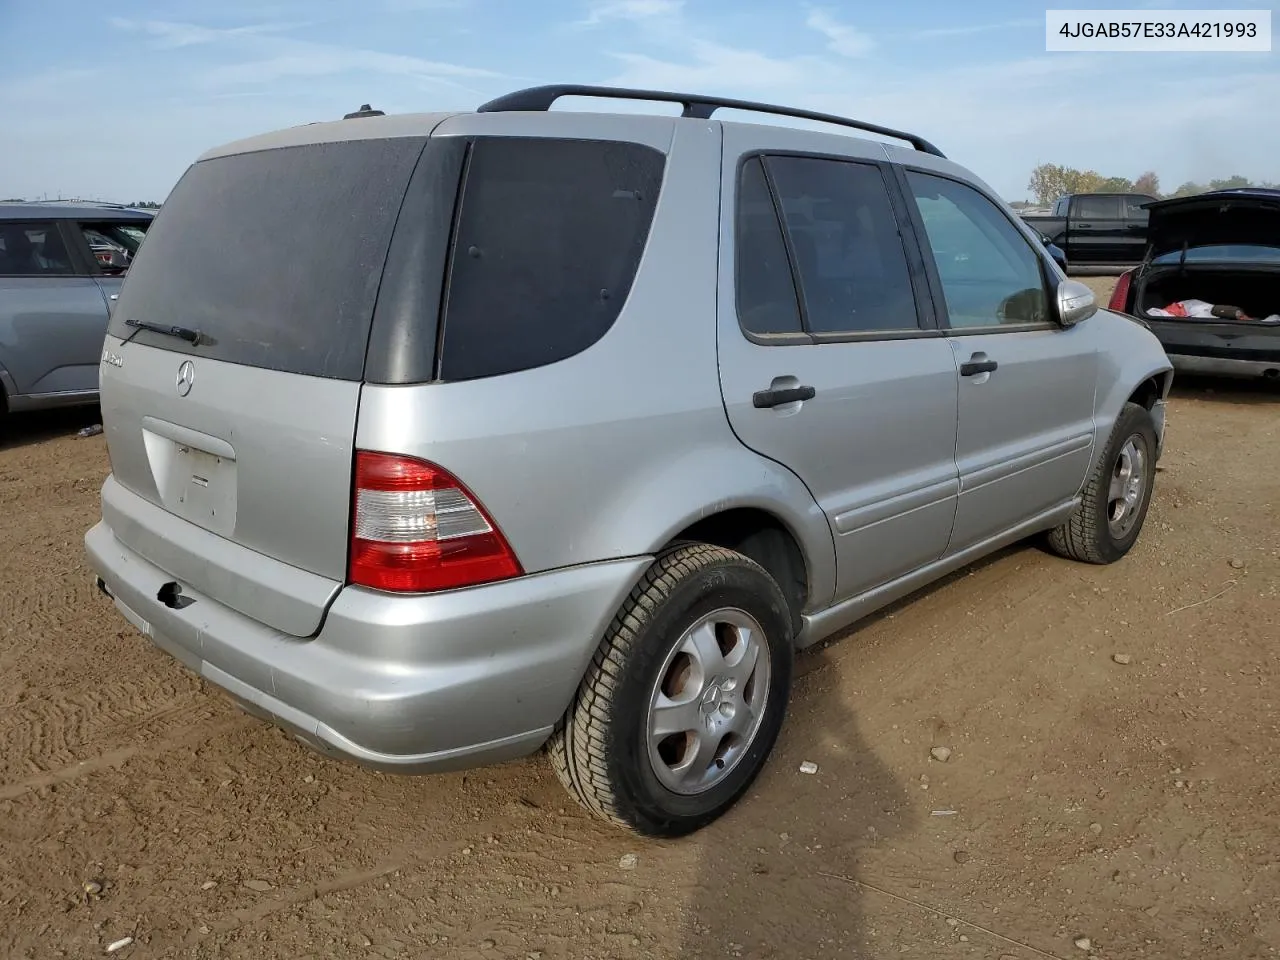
[{"xmin": 907, "ymin": 172, "xmax": 1050, "ymax": 329}]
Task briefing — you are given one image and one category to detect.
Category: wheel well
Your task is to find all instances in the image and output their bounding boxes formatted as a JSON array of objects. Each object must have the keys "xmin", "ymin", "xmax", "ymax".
[
  {"xmin": 667, "ymin": 509, "xmax": 809, "ymax": 635},
  {"xmin": 1127, "ymin": 373, "xmax": 1167, "ymax": 410}
]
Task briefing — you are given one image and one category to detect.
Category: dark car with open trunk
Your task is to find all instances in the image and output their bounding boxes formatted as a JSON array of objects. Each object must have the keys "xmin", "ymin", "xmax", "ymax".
[{"xmin": 1108, "ymin": 188, "xmax": 1280, "ymax": 381}]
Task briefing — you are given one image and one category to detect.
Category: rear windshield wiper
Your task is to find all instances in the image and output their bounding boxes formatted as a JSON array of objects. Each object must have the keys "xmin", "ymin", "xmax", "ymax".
[{"xmin": 122, "ymin": 318, "xmax": 203, "ymax": 345}]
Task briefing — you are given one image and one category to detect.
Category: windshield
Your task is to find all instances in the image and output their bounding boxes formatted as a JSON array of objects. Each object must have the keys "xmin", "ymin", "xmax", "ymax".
[{"xmin": 1152, "ymin": 244, "xmax": 1280, "ymax": 264}]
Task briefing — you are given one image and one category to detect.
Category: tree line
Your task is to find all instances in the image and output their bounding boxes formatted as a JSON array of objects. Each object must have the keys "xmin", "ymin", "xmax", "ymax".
[
  {"xmin": 1020, "ymin": 163, "xmax": 1278, "ymax": 207},
  {"xmin": 0, "ymin": 198, "xmax": 162, "ymax": 207}
]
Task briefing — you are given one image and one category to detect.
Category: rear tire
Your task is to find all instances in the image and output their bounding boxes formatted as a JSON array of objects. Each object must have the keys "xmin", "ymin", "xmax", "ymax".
[
  {"xmin": 549, "ymin": 543, "xmax": 793, "ymax": 837},
  {"xmin": 1047, "ymin": 401, "xmax": 1157, "ymax": 564}
]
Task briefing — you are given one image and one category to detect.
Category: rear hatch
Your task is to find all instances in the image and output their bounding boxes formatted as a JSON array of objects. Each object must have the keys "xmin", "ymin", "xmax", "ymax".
[
  {"xmin": 1144, "ymin": 188, "xmax": 1280, "ymax": 259},
  {"xmin": 99, "ymin": 131, "xmax": 430, "ymax": 637},
  {"xmin": 1135, "ymin": 190, "xmax": 1280, "ymax": 338}
]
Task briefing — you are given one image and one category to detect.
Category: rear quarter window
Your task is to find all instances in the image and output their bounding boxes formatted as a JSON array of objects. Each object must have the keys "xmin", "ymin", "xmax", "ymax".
[{"xmin": 436, "ymin": 137, "xmax": 666, "ymax": 382}]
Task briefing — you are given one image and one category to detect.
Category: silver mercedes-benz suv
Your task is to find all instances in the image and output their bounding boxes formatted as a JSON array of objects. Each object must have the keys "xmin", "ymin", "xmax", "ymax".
[{"xmin": 86, "ymin": 85, "xmax": 1173, "ymax": 836}]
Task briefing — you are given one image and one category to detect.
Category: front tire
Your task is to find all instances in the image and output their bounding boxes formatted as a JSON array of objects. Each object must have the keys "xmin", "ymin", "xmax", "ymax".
[
  {"xmin": 549, "ymin": 543, "xmax": 794, "ymax": 837},
  {"xmin": 1048, "ymin": 401, "xmax": 1158, "ymax": 564}
]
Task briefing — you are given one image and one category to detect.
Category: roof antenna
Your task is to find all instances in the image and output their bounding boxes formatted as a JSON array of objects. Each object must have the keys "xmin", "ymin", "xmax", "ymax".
[{"xmin": 343, "ymin": 103, "xmax": 385, "ymax": 119}]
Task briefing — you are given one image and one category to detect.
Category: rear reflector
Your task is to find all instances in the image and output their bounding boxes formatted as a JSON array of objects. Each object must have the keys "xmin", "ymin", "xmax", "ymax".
[
  {"xmin": 349, "ymin": 452, "xmax": 522, "ymax": 593},
  {"xmin": 1109, "ymin": 269, "xmax": 1134, "ymax": 313}
]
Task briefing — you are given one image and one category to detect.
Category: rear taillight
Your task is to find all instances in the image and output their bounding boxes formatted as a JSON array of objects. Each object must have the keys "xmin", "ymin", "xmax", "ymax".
[
  {"xmin": 1108, "ymin": 269, "xmax": 1134, "ymax": 312},
  {"xmin": 348, "ymin": 451, "xmax": 522, "ymax": 593}
]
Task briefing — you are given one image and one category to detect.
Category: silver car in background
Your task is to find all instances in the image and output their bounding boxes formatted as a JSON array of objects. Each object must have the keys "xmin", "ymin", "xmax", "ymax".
[
  {"xmin": 0, "ymin": 203, "xmax": 152, "ymax": 421},
  {"xmin": 86, "ymin": 85, "xmax": 1173, "ymax": 837}
]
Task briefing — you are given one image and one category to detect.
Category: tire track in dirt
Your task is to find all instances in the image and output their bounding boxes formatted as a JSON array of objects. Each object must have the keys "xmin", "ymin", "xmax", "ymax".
[
  {"xmin": 179, "ymin": 836, "xmax": 475, "ymax": 948},
  {"xmin": 0, "ymin": 676, "xmax": 220, "ymax": 780},
  {"xmin": 0, "ymin": 714, "xmax": 252, "ymax": 801}
]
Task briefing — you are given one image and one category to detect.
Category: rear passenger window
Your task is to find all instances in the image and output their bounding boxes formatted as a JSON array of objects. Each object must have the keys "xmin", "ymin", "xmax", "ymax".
[
  {"xmin": 0, "ymin": 222, "xmax": 74, "ymax": 277},
  {"xmin": 766, "ymin": 156, "xmax": 920, "ymax": 335},
  {"xmin": 735, "ymin": 158, "xmax": 803, "ymax": 336},
  {"xmin": 1075, "ymin": 196, "xmax": 1121, "ymax": 220},
  {"xmin": 438, "ymin": 137, "xmax": 665, "ymax": 382}
]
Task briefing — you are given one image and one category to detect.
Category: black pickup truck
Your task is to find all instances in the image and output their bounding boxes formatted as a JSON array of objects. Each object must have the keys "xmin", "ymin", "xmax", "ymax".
[{"xmin": 1020, "ymin": 192, "xmax": 1156, "ymax": 269}]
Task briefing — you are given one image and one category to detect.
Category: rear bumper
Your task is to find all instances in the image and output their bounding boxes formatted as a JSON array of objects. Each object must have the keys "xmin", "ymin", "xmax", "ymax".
[
  {"xmin": 86, "ymin": 520, "xmax": 648, "ymax": 773},
  {"xmin": 1146, "ymin": 319, "xmax": 1280, "ymax": 380},
  {"xmin": 1167, "ymin": 353, "xmax": 1280, "ymax": 379}
]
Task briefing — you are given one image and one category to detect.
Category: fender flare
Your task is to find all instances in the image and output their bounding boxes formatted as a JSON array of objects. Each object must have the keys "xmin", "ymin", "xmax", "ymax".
[
  {"xmin": 591, "ymin": 441, "xmax": 839, "ymax": 612},
  {"xmin": 0, "ymin": 357, "xmax": 17, "ymax": 410},
  {"xmin": 1094, "ymin": 360, "xmax": 1174, "ymax": 468}
]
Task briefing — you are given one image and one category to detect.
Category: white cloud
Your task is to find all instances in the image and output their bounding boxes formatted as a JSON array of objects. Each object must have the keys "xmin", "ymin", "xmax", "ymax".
[
  {"xmin": 578, "ymin": 0, "xmax": 684, "ymax": 26},
  {"xmin": 384, "ymin": 0, "xmax": 471, "ymax": 10},
  {"xmin": 609, "ymin": 41, "xmax": 839, "ymax": 93},
  {"xmin": 110, "ymin": 18, "xmax": 500, "ymax": 93},
  {"xmin": 0, "ymin": 68, "xmax": 99, "ymax": 105},
  {"xmin": 204, "ymin": 43, "xmax": 500, "ymax": 87},
  {"xmin": 805, "ymin": 9, "xmax": 874, "ymax": 58},
  {"xmin": 913, "ymin": 19, "xmax": 1040, "ymax": 39},
  {"xmin": 109, "ymin": 18, "xmax": 299, "ymax": 48}
]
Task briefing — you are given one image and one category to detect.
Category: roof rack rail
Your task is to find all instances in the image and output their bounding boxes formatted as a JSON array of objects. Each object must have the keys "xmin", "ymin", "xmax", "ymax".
[{"xmin": 476, "ymin": 84, "xmax": 945, "ymax": 158}]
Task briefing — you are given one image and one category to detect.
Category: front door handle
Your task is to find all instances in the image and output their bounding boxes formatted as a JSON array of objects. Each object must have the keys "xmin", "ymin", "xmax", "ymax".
[
  {"xmin": 753, "ymin": 384, "xmax": 816, "ymax": 408},
  {"xmin": 959, "ymin": 357, "xmax": 998, "ymax": 376}
]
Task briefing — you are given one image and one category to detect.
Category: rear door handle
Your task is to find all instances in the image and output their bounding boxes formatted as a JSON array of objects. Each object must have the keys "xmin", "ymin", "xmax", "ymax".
[
  {"xmin": 753, "ymin": 385, "xmax": 816, "ymax": 408},
  {"xmin": 959, "ymin": 358, "xmax": 998, "ymax": 376}
]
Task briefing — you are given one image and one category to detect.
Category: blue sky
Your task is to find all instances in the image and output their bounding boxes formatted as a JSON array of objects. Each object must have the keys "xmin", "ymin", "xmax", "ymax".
[{"xmin": 1, "ymin": 0, "xmax": 1276, "ymax": 202}]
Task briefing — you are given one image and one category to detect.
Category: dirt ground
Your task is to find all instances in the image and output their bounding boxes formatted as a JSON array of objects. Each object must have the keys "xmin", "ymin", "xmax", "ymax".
[{"xmin": 2, "ymin": 281, "xmax": 1278, "ymax": 959}]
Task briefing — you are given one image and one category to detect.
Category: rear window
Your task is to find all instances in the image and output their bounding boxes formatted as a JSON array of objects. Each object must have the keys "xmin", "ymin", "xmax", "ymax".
[
  {"xmin": 437, "ymin": 137, "xmax": 665, "ymax": 381},
  {"xmin": 1152, "ymin": 244, "xmax": 1280, "ymax": 264},
  {"xmin": 108, "ymin": 138, "xmax": 425, "ymax": 380}
]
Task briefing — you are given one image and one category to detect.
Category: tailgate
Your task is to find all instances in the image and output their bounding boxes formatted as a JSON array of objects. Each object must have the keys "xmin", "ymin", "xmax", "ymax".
[
  {"xmin": 99, "ymin": 346, "xmax": 358, "ymax": 636},
  {"xmin": 97, "ymin": 133, "xmax": 430, "ymax": 637}
]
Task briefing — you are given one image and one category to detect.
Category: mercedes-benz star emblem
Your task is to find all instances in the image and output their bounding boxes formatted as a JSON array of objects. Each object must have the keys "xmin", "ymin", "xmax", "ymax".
[{"xmin": 176, "ymin": 360, "xmax": 195, "ymax": 397}]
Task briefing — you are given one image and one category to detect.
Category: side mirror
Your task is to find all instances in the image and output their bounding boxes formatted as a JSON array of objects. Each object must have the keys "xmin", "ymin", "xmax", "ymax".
[{"xmin": 1056, "ymin": 278, "xmax": 1097, "ymax": 327}]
